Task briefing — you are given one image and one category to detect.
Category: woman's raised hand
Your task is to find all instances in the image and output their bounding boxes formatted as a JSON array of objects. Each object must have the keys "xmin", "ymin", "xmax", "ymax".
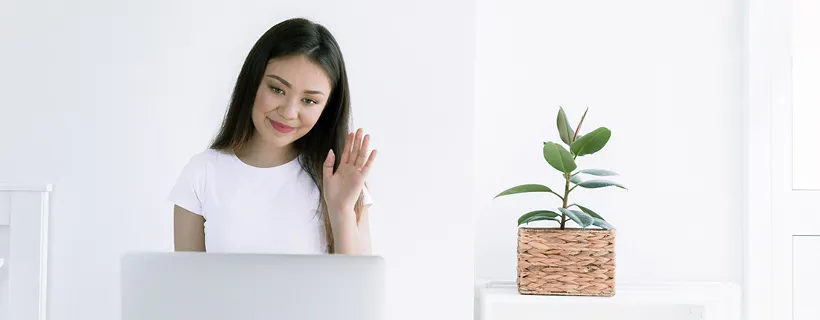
[{"xmin": 322, "ymin": 128, "xmax": 377, "ymax": 215}]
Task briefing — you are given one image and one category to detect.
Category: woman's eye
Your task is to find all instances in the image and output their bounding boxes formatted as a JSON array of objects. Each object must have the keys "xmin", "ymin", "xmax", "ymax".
[
  {"xmin": 269, "ymin": 86, "xmax": 285, "ymax": 94},
  {"xmin": 302, "ymin": 98, "xmax": 317, "ymax": 105}
]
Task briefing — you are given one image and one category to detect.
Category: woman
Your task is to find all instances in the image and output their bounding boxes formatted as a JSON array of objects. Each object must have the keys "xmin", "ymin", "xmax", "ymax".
[{"xmin": 169, "ymin": 17, "xmax": 376, "ymax": 255}]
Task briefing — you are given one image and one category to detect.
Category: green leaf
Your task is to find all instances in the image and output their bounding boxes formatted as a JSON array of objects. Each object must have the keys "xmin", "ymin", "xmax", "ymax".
[
  {"xmin": 558, "ymin": 207, "xmax": 594, "ymax": 228},
  {"xmin": 495, "ymin": 184, "xmax": 561, "ymax": 199},
  {"xmin": 518, "ymin": 210, "xmax": 560, "ymax": 226},
  {"xmin": 557, "ymin": 107, "xmax": 574, "ymax": 145},
  {"xmin": 576, "ymin": 179, "xmax": 627, "ymax": 189},
  {"xmin": 592, "ymin": 218, "xmax": 615, "ymax": 230},
  {"xmin": 570, "ymin": 127, "xmax": 611, "ymax": 156},
  {"xmin": 570, "ymin": 203, "xmax": 606, "ymax": 221},
  {"xmin": 522, "ymin": 216, "xmax": 560, "ymax": 226},
  {"xmin": 574, "ymin": 107, "xmax": 589, "ymax": 141},
  {"xmin": 543, "ymin": 142, "xmax": 577, "ymax": 173},
  {"xmin": 573, "ymin": 169, "xmax": 619, "ymax": 177},
  {"xmin": 570, "ymin": 174, "xmax": 584, "ymax": 185}
]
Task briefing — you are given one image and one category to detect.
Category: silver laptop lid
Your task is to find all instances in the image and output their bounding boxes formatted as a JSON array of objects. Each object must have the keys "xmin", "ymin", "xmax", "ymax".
[{"xmin": 121, "ymin": 252, "xmax": 386, "ymax": 320}]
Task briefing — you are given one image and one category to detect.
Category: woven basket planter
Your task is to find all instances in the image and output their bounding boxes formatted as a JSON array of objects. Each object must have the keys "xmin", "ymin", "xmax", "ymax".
[{"xmin": 517, "ymin": 227, "xmax": 615, "ymax": 296}]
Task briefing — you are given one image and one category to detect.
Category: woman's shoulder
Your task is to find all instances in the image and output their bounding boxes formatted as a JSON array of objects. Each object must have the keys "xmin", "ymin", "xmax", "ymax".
[{"xmin": 183, "ymin": 148, "xmax": 235, "ymax": 168}]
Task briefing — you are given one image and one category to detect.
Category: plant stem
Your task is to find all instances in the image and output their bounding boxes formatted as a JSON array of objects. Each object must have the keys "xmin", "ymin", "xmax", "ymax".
[
  {"xmin": 563, "ymin": 107, "xmax": 588, "ymax": 229},
  {"xmin": 561, "ymin": 172, "xmax": 570, "ymax": 229}
]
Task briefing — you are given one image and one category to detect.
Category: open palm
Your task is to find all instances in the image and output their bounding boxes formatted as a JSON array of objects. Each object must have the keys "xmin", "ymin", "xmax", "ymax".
[{"xmin": 323, "ymin": 128, "xmax": 377, "ymax": 214}]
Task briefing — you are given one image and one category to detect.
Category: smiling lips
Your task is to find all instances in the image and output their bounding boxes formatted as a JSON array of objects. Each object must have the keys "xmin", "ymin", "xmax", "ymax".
[{"xmin": 269, "ymin": 119, "xmax": 294, "ymax": 133}]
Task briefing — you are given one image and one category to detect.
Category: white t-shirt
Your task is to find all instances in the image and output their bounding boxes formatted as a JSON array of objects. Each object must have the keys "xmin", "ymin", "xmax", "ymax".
[{"xmin": 168, "ymin": 148, "xmax": 373, "ymax": 254}]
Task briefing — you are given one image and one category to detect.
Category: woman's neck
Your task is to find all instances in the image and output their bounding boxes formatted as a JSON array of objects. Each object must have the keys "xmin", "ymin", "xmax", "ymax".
[{"xmin": 235, "ymin": 135, "xmax": 298, "ymax": 168}]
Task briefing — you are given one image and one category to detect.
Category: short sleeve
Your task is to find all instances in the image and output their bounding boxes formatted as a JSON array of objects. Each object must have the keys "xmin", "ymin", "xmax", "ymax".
[
  {"xmin": 168, "ymin": 152, "xmax": 207, "ymax": 217},
  {"xmin": 361, "ymin": 184, "xmax": 374, "ymax": 207}
]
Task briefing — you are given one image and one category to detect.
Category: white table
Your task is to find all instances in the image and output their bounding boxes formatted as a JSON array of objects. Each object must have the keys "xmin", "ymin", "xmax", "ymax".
[{"xmin": 475, "ymin": 280, "xmax": 741, "ymax": 320}]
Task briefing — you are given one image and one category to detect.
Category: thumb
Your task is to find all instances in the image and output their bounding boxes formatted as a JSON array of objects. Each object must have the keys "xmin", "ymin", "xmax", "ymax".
[{"xmin": 323, "ymin": 149, "xmax": 335, "ymax": 178}]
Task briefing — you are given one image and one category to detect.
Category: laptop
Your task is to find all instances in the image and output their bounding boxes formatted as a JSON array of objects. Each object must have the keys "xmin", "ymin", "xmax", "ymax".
[{"xmin": 120, "ymin": 252, "xmax": 386, "ymax": 320}]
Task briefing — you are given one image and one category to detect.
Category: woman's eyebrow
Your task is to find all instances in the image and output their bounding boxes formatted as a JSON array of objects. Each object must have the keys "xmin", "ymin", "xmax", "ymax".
[{"xmin": 265, "ymin": 74, "xmax": 326, "ymax": 96}]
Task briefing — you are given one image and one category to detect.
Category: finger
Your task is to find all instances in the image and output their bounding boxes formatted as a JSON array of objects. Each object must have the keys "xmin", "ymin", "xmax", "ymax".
[
  {"xmin": 355, "ymin": 134, "xmax": 370, "ymax": 168},
  {"xmin": 350, "ymin": 128, "xmax": 363, "ymax": 162},
  {"xmin": 361, "ymin": 149, "xmax": 377, "ymax": 177},
  {"xmin": 323, "ymin": 149, "xmax": 335, "ymax": 179},
  {"xmin": 340, "ymin": 132, "xmax": 353, "ymax": 164}
]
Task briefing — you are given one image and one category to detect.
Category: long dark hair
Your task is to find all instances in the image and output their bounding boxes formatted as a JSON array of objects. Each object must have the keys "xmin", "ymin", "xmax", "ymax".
[{"xmin": 210, "ymin": 17, "xmax": 363, "ymax": 253}]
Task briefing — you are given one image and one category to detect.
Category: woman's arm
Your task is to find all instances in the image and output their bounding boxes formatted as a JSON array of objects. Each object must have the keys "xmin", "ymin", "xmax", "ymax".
[
  {"xmin": 174, "ymin": 205, "xmax": 206, "ymax": 251},
  {"xmin": 330, "ymin": 205, "xmax": 372, "ymax": 255},
  {"xmin": 357, "ymin": 206, "xmax": 372, "ymax": 254},
  {"xmin": 324, "ymin": 129, "xmax": 377, "ymax": 255}
]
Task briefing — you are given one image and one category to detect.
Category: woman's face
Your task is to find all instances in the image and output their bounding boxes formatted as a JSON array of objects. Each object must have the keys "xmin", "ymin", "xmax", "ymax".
[{"xmin": 251, "ymin": 54, "xmax": 332, "ymax": 148}]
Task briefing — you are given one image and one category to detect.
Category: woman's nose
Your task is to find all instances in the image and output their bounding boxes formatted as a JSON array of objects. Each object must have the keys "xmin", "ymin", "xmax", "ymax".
[{"xmin": 279, "ymin": 100, "xmax": 298, "ymax": 119}]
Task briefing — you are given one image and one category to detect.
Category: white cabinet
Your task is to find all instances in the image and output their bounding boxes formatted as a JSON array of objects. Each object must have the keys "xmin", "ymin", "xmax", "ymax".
[
  {"xmin": 475, "ymin": 281, "xmax": 740, "ymax": 320},
  {"xmin": 0, "ymin": 184, "xmax": 51, "ymax": 320}
]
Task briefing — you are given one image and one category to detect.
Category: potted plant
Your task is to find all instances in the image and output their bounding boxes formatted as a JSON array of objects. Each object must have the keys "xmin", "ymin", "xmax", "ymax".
[{"xmin": 494, "ymin": 107, "xmax": 625, "ymax": 297}]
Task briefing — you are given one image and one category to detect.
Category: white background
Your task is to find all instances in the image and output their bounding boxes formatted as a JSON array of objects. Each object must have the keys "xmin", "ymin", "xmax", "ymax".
[
  {"xmin": 474, "ymin": 0, "xmax": 744, "ymax": 288},
  {"xmin": 0, "ymin": 1, "xmax": 475, "ymax": 320}
]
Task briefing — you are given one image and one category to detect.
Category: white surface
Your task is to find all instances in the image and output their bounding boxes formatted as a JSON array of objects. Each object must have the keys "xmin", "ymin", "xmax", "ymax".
[
  {"xmin": 0, "ymin": 188, "xmax": 50, "ymax": 320},
  {"xmin": 474, "ymin": 0, "xmax": 744, "ymax": 286},
  {"xmin": 476, "ymin": 281, "xmax": 741, "ymax": 320},
  {"xmin": 121, "ymin": 252, "xmax": 385, "ymax": 320},
  {"xmin": 0, "ymin": 184, "xmax": 53, "ymax": 192},
  {"xmin": 793, "ymin": 236, "xmax": 820, "ymax": 320},
  {"xmin": 791, "ymin": 0, "xmax": 820, "ymax": 190},
  {"xmin": 0, "ymin": 1, "xmax": 475, "ymax": 320}
]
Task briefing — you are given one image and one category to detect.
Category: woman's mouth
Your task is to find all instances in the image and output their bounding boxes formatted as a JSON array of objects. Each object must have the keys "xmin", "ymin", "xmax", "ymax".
[{"xmin": 269, "ymin": 119, "xmax": 294, "ymax": 133}]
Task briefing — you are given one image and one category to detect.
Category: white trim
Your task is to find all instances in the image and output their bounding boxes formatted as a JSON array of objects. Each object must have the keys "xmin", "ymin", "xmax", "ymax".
[
  {"xmin": 743, "ymin": 0, "xmax": 774, "ymax": 319},
  {"xmin": 0, "ymin": 184, "xmax": 53, "ymax": 192},
  {"xmin": 38, "ymin": 191, "xmax": 50, "ymax": 320}
]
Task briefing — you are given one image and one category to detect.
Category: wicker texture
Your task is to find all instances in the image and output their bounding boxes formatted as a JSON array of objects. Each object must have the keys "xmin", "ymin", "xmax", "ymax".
[{"xmin": 517, "ymin": 227, "xmax": 615, "ymax": 296}]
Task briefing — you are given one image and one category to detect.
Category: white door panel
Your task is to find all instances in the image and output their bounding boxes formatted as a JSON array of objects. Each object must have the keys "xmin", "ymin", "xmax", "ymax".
[
  {"xmin": 791, "ymin": 0, "xmax": 820, "ymax": 191},
  {"xmin": 792, "ymin": 236, "xmax": 820, "ymax": 320},
  {"xmin": 769, "ymin": 0, "xmax": 820, "ymax": 318}
]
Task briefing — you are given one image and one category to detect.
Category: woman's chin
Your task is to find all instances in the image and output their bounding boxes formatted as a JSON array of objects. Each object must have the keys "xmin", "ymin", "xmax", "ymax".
[{"xmin": 264, "ymin": 136, "xmax": 291, "ymax": 147}]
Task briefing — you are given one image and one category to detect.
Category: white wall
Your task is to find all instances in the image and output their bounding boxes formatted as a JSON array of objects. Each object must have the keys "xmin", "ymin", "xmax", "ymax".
[
  {"xmin": 0, "ymin": 1, "xmax": 475, "ymax": 320},
  {"xmin": 474, "ymin": 0, "xmax": 744, "ymax": 287}
]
